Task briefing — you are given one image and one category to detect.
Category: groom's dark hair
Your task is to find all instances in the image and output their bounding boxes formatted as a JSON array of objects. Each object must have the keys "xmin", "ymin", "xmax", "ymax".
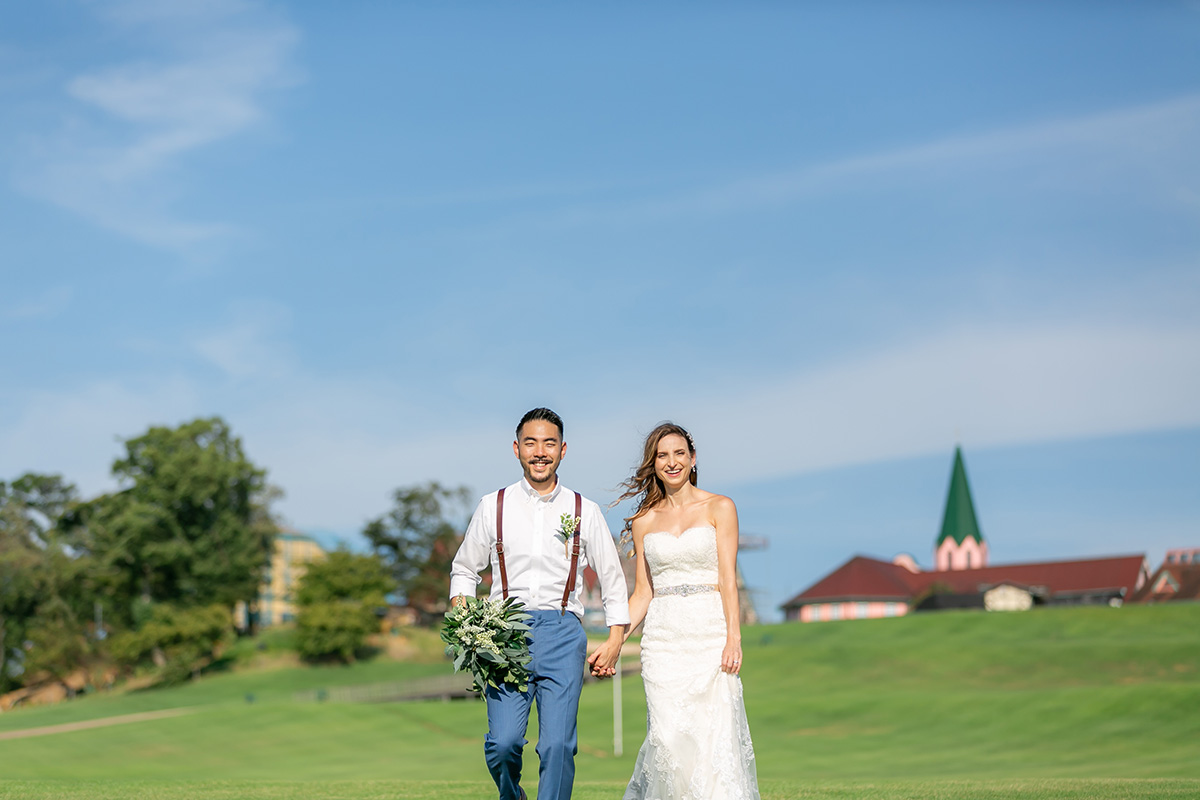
[{"xmin": 517, "ymin": 407, "xmax": 564, "ymax": 439}]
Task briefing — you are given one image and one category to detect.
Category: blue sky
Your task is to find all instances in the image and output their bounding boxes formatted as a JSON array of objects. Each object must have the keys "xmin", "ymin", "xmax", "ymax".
[{"xmin": 2, "ymin": 1, "xmax": 1198, "ymax": 621}]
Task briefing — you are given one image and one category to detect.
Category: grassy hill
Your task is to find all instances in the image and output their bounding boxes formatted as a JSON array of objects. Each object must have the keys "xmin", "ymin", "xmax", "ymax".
[{"xmin": 0, "ymin": 603, "xmax": 1196, "ymax": 799}]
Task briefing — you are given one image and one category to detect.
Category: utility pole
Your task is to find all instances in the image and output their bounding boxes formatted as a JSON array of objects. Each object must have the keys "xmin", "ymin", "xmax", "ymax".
[{"xmin": 613, "ymin": 657, "xmax": 623, "ymax": 756}]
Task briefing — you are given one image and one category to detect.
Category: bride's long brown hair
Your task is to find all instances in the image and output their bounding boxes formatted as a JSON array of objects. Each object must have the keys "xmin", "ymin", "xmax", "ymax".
[{"xmin": 614, "ymin": 422, "xmax": 697, "ymax": 552}]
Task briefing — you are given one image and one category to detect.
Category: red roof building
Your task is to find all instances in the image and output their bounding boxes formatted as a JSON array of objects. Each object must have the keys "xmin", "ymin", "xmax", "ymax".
[
  {"xmin": 780, "ymin": 447, "xmax": 1150, "ymax": 622},
  {"xmin": 1126, "ymin": 557, "xmax": 1200, "ymax": 604},
  {"xmin": 781, "ymin": 553, "xmax": 1149, "ymax": 622}
]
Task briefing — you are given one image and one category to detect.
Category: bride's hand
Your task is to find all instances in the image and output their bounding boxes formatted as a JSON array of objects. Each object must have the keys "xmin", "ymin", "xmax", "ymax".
[{"xmin": 721, "ymin": 641, "xmax": 742, "ymax": 675}]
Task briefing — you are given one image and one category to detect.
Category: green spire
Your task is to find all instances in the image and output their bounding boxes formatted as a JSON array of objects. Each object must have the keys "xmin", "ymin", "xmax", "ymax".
[{"xmin": 937, "ymin": 446, "xmax": 984, "ymax": 546}]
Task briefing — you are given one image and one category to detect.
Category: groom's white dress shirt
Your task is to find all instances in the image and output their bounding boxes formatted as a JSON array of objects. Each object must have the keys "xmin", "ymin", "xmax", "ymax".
[{"xmin": 450, "ymin": 478, "xmax": 631, "ymax": 627}]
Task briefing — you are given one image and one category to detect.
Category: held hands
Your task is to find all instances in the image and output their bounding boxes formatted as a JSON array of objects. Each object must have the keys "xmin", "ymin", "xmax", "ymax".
[
  {"xmin": 721, "ymin": 640, "xmax": 742, "ymax": 675},
  {"xmin": 587, "ymin": 637, "xmax": 623, "ymax": 679}
]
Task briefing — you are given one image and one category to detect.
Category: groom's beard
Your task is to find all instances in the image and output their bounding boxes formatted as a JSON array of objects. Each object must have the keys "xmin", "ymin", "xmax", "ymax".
[{"xmin": 525, "ymin": 459, "xmax": 558, "ymax": 486}]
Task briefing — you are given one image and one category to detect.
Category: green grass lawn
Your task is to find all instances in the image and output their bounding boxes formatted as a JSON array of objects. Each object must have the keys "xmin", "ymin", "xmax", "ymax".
[
  {"xmin": 1, "ymin": 779, "xmax": 1200, "ymax": 800},
  {"xmin": 0, "ymin": 604, "xmax": 1197, "ymax": 799}
]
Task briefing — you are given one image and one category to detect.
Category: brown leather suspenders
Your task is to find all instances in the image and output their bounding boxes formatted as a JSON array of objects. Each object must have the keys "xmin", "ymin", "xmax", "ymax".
[
  {"xmin": 495, "ymin": 487, "xmax": 510, "ymax": 599},
  {"xmin": 560, "ymin": 491, "xmax": 583, "ymax": 614},
  {"xmin": 494, "ymin": 487, "xmax": 582, "ymax": 615}
]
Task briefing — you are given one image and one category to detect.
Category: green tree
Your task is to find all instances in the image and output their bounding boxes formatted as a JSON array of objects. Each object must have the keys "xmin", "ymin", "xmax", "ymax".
[
  {"xmin": 0, "ymin": 474, "xmax": 83, "ymax": 694},
  {"xmin": 23, "ymin": 597, "xmax": 92, "ymax": 695},
  {"xmin": 70, "ymin": 418, "xmax": 277, "ymax": 624},
  {"xmin": 294, "ymin": 549, "xmax": 394, "ymax": 663},
  {"xmin": 109, "ymin": 603, "xmax": 232, "ymax": 684},
  {"xmin": 1, "ymin": 474, "xmax": 78, "ymax": 544},
  {"xmin": 363, "ymin": 482, "xmax": 471, "ymax": 616}
]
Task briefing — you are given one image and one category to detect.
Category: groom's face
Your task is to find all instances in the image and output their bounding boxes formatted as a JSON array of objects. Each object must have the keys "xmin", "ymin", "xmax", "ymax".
[{"xmin": 514, "ymin": 419, "xmax": 565, "ymax": 491}]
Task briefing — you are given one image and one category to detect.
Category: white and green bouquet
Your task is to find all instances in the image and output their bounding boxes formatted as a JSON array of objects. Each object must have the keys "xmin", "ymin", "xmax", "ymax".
[{"xmin": 441, "ymin": 596, "xmax": 533, "ymax": 693}]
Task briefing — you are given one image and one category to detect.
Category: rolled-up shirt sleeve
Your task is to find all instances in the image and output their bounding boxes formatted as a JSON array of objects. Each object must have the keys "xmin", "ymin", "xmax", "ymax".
[
  {"xmin": 584, "ymin": 501, "xmax": 631, "ymax": 627},
  {"xmin": 449, "ymin": 496, "xmax": 493, "ymax": 601}
]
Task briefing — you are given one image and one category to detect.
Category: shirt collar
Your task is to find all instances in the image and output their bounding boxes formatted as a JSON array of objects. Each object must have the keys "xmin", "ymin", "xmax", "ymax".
[{"xmin": 521, "ymin": 476, "xmax": 562, "ymax": 502}]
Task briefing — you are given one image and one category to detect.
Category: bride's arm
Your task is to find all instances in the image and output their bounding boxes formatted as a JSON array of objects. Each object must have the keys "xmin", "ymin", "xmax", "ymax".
[
  {"xmin": 624, "ymin": 524, "xmax": 654, "ymax": 643},
  {"xmin": 713, "ymin": 496, "xmax": 743, "ymax": 675}
]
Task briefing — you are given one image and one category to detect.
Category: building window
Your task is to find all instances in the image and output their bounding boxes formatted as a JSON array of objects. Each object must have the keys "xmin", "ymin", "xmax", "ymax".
[
  {"xmin": 884, "ymin": 602, "xmax": 897, "ymax": 617},
  {"xmin": 830, "ymin": 604, "xmax": 842, "ymax": 620},
  {"xmin": 856, "ymin": 602, "xmax": 868, "ymax": 618}
]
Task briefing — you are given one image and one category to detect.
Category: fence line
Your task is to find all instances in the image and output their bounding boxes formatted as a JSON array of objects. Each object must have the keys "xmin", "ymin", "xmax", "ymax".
[{"xmin": 293, "ymin": 659, "xmax": 642, "ymax": 704}]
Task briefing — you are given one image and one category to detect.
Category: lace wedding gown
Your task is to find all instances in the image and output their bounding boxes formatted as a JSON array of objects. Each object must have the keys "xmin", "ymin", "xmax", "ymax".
[{"xmin": 623, "ymin": 526, "xmax": 760, "ymax": 800}]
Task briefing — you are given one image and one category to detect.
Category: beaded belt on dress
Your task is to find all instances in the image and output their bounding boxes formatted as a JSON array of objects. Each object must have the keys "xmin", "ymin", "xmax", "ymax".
[{"xmin": 656, "ymin": 583, "xmax": 718, "ymax": 597}]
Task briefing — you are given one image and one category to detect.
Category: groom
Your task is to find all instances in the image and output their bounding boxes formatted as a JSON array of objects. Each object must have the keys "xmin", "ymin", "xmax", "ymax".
[{"xmin": 450, "ymin": 408, "xmax": 630, "ymax": 800}]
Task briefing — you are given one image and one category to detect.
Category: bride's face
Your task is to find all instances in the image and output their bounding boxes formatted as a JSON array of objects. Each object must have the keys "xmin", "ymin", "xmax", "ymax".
[{"xmin": 654, "ymin": 433, "xmax": 694, "ymax": 488}]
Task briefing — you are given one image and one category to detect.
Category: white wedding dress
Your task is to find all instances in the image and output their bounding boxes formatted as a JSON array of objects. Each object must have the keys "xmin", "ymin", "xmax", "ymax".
[{"xmin": 623, "ymin": 526, "xmax": 760, "ymax": 800}]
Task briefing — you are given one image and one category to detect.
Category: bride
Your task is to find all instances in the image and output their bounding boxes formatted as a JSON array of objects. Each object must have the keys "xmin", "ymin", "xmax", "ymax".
[{"xmin": 616, "ymin": 423, "xmax": 759, "ymax": 800}]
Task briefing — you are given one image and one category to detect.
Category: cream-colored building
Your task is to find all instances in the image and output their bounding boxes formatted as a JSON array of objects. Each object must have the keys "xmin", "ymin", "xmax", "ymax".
[{"xmin": 238, "ymin": 530, "xmax": 326, "ymax": 628}]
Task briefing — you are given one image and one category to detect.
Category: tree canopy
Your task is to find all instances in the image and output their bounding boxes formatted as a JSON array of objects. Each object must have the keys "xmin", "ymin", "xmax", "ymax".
[
  {"xmin": 70, "ymin": 418, "xmax": 277, "ymax": 625},
  {"xmin": 294, "ymin": 549, "xmax": 394, "ymax": 663},
  {"xmin": 0, "ymin": 474, "xmax": 82, "ymax": 694},
  {"xmin": 363, "ymin": 482, "xmax": 471, "ymax": 614}
]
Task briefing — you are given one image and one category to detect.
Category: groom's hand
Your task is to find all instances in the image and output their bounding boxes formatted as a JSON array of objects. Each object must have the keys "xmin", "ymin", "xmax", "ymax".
[
  {"xmin": 587, "ymin": 628, "xmax": 624, "ymax": 679},
  {"xmin": 586, "ymin": 642, "xmax": 619, "ymax": 678}
]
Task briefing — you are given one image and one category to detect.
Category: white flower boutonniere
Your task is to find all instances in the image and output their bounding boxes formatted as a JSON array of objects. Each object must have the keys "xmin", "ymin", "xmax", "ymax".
[{"xmin": 557, "ymin": 512, "xmax": 580, "ymax": 558}]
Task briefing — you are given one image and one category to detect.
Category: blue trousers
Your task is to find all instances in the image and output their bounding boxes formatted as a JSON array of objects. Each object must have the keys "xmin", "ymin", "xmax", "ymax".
[{"xmin": 484, "ymin": 610, "xmax": 587, "ymax": 800}]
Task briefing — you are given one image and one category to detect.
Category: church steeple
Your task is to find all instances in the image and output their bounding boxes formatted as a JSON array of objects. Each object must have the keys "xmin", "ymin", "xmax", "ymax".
[{"xmin": 935, "ymin": 446, "xmax": 989, "ymax": 571}]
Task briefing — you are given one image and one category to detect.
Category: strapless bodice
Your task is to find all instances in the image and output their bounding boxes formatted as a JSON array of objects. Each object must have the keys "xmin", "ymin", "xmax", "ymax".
[{"xmin": 642, "ymin": 525, "xmax": 719, "ymax": 587}]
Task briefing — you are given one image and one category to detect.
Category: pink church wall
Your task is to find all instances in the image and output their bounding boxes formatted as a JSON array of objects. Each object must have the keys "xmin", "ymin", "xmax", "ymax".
[
  {"xmin": 936, "ymin": 538, "xmax": 989, "ymax": 571},
  {"xmin": 794, "ymin": 601, "xmax": 909, "ymax": 622}
]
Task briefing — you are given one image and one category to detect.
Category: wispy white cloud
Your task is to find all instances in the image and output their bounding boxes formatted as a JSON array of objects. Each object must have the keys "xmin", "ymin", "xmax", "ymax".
[
  {"xmin": 518, "ymin": 321, "xmax": 1196, "ymax": 510},
  {"xmin": 14, "ymin": 0, "xmax": 300, "ymax": 251},
  {"xmin": 452, "ymin": 93, "xmax": 1200, "ymax": 238},
  {"xmin": 802, "ymin": 93, "xmax": 1200, "ymax": 183},
  {"xmin": 189, "ymin": 300, "xmax": 294, "ymax": 379},
  {"xmin": 662, "ymin": 93, "xmax": 1200, "ymax": 218},
  {"xmin": 676, "ymin": 323, "xmax": 1200, "ymax": 487},
  {"xmin": 0, "ymin": 376, "xmax": 204, "ymax": 492},
  {"xmin": 1, "ymin": 285, "xmax": 73, "ymax": 321},
  {"xmin": 4, "ymin": 307, "xmax": 1194, "ymax": 536}
]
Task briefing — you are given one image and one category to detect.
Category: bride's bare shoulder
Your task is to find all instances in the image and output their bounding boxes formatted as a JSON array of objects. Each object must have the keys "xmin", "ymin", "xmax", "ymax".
[
  {"xmin": 702, "ymin": 492, "xmax": 737, "ymax": 520},
  {"xmin": 630, "ymin": 511, "xmax": 659, "ymax": 539}
]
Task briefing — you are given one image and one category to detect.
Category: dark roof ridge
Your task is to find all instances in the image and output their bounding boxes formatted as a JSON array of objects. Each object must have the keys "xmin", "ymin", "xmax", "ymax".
[{"xmin": 968, "ymin": 553, "xmax": 1145, "ymax": 569}]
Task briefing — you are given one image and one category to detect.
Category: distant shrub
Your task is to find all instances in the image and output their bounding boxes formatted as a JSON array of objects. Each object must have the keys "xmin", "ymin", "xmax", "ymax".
[
  {"xmin": 293, "ymin": 550, "xmax": 393, "ymax": 663},
  {"xmin": 110, "ymin": 603, "xmax": 232, "ymax": 684},
  {"xmin": 295, "ymin": 601, "xmax": 378, "ymax": 663}
]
